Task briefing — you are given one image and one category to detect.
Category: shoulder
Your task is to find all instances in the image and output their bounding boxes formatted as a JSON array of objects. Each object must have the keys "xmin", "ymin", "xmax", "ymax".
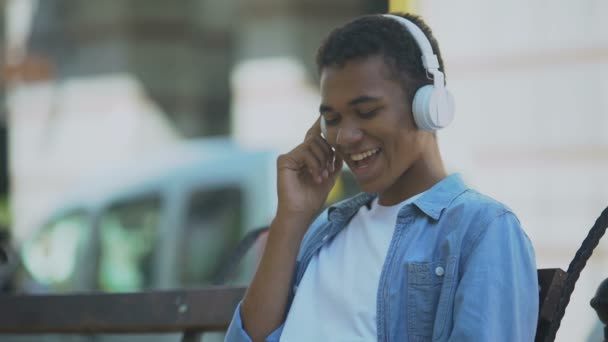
[
  {"xmin": 445, "ymin": 189, "xmax": 532, "ymax": 260},
  {"xmin": 448, "ymin": 189, "xmax": 513, "ymax": 217},
  {"xmin": 449, "ymin": 188, "xmax": 517, "ymax": 224},
  {"xmin": 438, "ymin": 187, "xmax": 522, "ymax": 242}
]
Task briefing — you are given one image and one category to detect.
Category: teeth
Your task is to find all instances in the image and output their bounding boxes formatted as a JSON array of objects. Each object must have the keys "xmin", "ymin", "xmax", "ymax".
[{"xmin": 351, "ymin": 148, "xmax": 379, "ymax": 162}]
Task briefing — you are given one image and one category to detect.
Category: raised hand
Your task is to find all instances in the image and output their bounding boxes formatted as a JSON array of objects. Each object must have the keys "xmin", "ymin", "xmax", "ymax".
[{"xmin": 276, "ymin": 117, "xmax": 343, "ymax": 225}]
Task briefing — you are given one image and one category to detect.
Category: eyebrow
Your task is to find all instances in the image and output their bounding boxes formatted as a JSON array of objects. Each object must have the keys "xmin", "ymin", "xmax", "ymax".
[{"xmin": 319, "ymin": 95, "xmax": 382, "ymax": 114}]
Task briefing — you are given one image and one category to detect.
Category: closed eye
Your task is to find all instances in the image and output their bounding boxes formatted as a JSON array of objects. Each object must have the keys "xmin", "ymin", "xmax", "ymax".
[{"xmin": 357, "ymin": 108, "xmax": 381, "ymax": 119}]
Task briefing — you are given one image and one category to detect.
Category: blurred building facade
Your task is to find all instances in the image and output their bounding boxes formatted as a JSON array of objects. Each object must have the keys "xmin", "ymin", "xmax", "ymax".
[{"xmin": 422, "ymin": 2, "xmax": 608, "ymax": 341}]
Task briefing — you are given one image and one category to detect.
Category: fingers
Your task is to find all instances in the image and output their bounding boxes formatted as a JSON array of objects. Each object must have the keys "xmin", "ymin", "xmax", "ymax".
[
  {"xmin": 310, "ymin": 135, "xmax": 332, "ymax": 157},
  {"xmin": 287, "ymin": 134, "xmax": 332, "ymax": 184},
  {"xmin": 305, "ymin": 136, "xmax": 335, "ymax": 183},
  {"xmin": 280, "ymin": 119, "xmax": 338, "ymax": 185},
  {"xmin": 301, "ymin": 147, "xmax": 324, "ymax": 182}
]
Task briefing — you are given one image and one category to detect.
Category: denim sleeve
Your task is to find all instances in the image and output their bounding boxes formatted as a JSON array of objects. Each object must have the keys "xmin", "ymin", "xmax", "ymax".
[
  {"xmin": 448, "ymin": 212, "xmax": 539, "ymax": 342},
  {"xmin": 224, "ymin": 301, "xmax": 284, "ymax": 342}
]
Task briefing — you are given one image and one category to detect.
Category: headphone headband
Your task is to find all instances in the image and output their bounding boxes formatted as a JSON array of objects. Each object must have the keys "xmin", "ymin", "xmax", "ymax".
[{"xmin": 382, "ymin": 14, "xmax": 443, "ymax": 87}]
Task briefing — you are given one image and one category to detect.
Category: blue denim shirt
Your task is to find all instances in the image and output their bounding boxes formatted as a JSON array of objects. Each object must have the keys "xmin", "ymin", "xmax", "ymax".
[{"xmin": 226, "ymin": 174, "xmax": 539, "ymax": 341}]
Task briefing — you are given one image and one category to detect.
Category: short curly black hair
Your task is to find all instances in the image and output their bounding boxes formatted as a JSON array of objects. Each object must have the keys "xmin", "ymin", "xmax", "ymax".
[{"xmin": 316, "ymin": 13, "xmax": 445, "ymax": 103}]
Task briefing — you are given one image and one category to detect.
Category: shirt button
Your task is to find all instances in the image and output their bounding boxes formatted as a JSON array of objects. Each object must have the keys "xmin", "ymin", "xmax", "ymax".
[
  {"xmin": 435, "ymin": 266, "xmax": 445, "ymax": 277},
  {"xmin": 322, "ymin": 234, "xmax": 329, "ymax": 242}
]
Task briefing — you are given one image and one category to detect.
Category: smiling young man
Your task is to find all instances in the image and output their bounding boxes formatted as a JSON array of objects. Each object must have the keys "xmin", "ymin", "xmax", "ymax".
[{"xmin": 226, "ymin": 13, "xmax": 538, "ymax": 342}]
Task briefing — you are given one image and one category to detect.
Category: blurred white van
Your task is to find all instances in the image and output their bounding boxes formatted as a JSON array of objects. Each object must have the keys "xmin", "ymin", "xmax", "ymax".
[{"xmin": 20, "ymin": 137, "xmax": 278, "ymax": 293}]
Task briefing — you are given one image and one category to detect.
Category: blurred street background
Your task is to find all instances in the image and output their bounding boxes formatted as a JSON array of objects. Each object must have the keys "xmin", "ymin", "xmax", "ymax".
[{"xmin": 0, "ymin": 0, "xmax": 607, "ymax": 341}]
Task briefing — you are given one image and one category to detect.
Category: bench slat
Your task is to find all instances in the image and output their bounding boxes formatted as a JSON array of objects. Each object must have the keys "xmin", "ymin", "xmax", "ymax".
[{"xmin": 0, "ymin": 287, "xmax": 246, "ymax": 334}]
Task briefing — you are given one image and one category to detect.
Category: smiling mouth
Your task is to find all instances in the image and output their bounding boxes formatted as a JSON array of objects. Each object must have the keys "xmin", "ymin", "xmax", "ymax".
[{"xmin": 350, "ymin": 148, "xmax": 381, "ymax": 168}]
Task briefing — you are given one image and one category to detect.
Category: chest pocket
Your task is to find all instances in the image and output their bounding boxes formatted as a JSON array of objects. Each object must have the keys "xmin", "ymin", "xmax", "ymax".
[{"xmin": 406, "ymin": 260, "xmax": 449, "ymax": 341}]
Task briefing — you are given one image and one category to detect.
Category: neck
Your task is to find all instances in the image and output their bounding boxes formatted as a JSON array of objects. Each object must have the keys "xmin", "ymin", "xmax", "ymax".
[{"xmin": 378, "ymin": 139, "xmax": 447, "ymax": 206}]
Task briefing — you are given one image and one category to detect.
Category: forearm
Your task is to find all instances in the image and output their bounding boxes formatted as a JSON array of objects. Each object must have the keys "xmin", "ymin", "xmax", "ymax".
[{"xmin": 240, "ymin": 213, "xmax": 310, "ymax": 342}]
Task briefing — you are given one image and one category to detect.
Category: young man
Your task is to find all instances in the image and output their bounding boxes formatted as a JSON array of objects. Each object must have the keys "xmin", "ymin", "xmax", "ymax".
[{"xmin": 226, "ymin": 13, "xmax": 538, "ymax": 341}]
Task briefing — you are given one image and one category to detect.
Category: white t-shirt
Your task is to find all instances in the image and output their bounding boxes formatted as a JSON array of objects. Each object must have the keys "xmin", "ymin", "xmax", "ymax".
[{"xmin": 280, "ymin": 193, "xmax": 422, "ymax": 341}]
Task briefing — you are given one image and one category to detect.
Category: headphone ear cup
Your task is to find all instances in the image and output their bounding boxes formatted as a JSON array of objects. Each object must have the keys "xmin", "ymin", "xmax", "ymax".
[
  {"xmin": 440, "ymin": 89, "xmax": 455, "ymax": 128},
  {"xmin": 412, "ymin": 85, "xmax": 455, "ymax": 131},
  {"xmin": 412, "ymin": 85, "xmax": 435, "ymax": 131}
]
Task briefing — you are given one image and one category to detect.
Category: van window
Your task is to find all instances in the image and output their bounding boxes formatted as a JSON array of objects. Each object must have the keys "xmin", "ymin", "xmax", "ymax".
[
  {"xmin": 97, "ymin": 195, "xmax": 162, "ymax": 292},
  {"xmin": 178, "ymin": 187, "xmax": 242, "ymax": 286},
  {"xmin": 21, "ymin": 211, "xmax": 89, "ymax": 292}
]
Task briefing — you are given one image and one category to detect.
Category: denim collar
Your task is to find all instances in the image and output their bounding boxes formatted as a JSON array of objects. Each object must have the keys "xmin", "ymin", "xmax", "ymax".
[
  {"xmin": 328, "ymin": 173, "xmax": 468, "ymax": 222},
  {"xmin": 412, "ymin": 173, "xmax": 468, "ymax": 220},
  {"xmin": 327, "ymin": 191, "xmax": 376, "ymax": 223}
]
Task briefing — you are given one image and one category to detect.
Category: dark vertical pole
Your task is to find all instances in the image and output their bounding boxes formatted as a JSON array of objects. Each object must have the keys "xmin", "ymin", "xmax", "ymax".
[
  {"xmin": 0, "ymin": 125, "xmax": 7, "ymax": 199},
  {"xmin": 0, "ymin": 0, "xmax": 8, "ymax": 203}
]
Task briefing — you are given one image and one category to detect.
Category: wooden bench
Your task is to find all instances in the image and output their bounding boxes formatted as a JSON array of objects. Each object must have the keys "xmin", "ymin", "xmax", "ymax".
[
  {"xmin": 0, "ymin": 269, "xmax": 567, "ymax": 342},
  {"xmin": 0, "ymin": 287, "xmax": 246, "ymax": 341}
]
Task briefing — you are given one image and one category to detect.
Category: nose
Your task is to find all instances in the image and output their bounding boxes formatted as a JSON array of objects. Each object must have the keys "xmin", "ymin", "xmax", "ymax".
[{"xmin": 335, "ymin": 126, "xmax": 363, "ymax": 147}]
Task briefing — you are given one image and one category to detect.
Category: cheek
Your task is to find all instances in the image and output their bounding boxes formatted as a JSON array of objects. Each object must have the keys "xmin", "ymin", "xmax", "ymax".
[
  {"xmin": 383, "ymin": 125, "xmax": 422, "ymax": 170},
  {"xmin": 386, "ymin": 104, "xmax": 416, "ymax": 136},
  {"xmin": 373, "ymin": 107, "xmax": 417, "ymax": 164},
  {"xmin": 386, "ymin": 117, "xmax": 417, "ymax": 152}
]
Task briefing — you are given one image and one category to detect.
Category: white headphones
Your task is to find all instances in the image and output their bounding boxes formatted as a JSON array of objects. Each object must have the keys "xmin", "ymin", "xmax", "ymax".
[{"xmin": 383, "ymin": 14, "xmax": 455, "ymax": 131}]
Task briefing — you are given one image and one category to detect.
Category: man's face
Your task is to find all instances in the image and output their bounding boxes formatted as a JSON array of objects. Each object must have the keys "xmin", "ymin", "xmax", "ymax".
[{"xmin": 319, "ymin": 54, "xmax": 428, "ymax": 195}]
